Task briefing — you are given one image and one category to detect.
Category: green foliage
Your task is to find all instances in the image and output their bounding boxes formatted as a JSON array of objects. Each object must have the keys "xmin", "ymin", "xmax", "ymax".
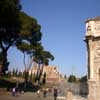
[
  {"xmin": 68, "ymin": 75, "xmax": 77, "ymax": 83},
  {"xmin": 17, "ymin": 71, "xmax": 22, "ymax": 77},
  {"xmin": 0, "ymin": 0, "xmax": 54, "ymax": 79},
  {"xmin": 0, "ymin": 0, "xmax": 21, "ymax": 31},
  {"xmin": 80, "ymin": 75, "xmax": 87, "ymax": 83},
  {"xmin": 64, "ymin": 74, "xmax": 67, "ymax": 79},
  {"xmin": 33, "ymin": 46, "xmax": 54, "ymax": 85},
  {"xmin": 0, "ymin": 0, "xmax": 21, "ymax": 74},
  {"xmin": 34, "ymin": 47, "xmax": 54, "ymax": 65},
  {"xmin": 0, "ymin": 0, "xmax": 21, "ymax": 46},
  {"xmin": 16, "ymin": 12, "xmax": 42, "ymax": 54},
  {"xmin": 0, "ymin": 0, "xmax": 42, "ymax": 74},
  {"xmin": 12, "ymin": 68, "xmax": 18, "ymax": 77},
  {"xmin": 24, "ymin": 71, "xmax": 29, "ymax": 82},
  {"xmin": 0, "ymin": 78, "xmax": 16, "ymax": 89},
  {"xmin": 0, "ymin": 52, "xmax": 3, "ymax": 62},
  {"xmin": 19, "ymin": 12, "xmax": 42, "ymax": 41}
]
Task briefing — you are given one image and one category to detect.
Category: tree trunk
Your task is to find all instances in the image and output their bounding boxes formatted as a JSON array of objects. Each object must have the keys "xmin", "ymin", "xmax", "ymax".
[
  {"xmin": 28, "ymin": 57, "xmax": 33, "ymax": 70},
  {"xmin": 23, "ymin": 52, "xmax": 26, "ymax": 71},
  {"xmin": 37, "ymin": 62, "xmax": 45, "ymax": 84},
  {"xmin": 2, "ymin": 50, "xmax": 9, "ymax": 75},
  {"xmin": 41, "ymin": 64, "xmax": 44, "ymax": 74},
  {"xmin": 23, "ymin": 52, "xmax": 29, "ymax": 89}
]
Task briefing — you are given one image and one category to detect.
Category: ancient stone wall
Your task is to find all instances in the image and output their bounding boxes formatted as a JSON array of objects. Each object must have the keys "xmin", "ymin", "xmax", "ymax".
[{"xmin": 85, "ymin": 17, "xmax": 100, "ymax": 100}]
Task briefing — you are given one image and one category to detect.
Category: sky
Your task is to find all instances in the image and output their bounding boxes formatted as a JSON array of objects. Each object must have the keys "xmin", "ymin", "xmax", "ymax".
[{"xmin": 8, "ymin": 0, "xmax": 100, "ymax": 77}]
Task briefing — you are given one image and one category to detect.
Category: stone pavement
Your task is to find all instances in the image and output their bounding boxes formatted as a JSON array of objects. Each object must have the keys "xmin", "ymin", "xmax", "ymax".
[
  {"xmin": 0, "ymin": 92, "xmax": 59, "ymax": 100},
  {"xmin": 73, "ymin": 95, "xmax": 87, "ymax": 100},
  {"xmin": 0, "ymin": 92, "xmax": 87, "ymax": 100}
]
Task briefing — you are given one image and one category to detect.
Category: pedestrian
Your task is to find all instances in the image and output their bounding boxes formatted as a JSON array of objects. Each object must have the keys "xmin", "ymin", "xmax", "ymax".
[
  {"xmin": 37, "ymin": 90, "xmax": 40, "ymax": 97},
  {"xmin": 54, "ymin": 88, "xmax": 58, "ymax": 100},
  {"xmin": 43, "ymin": 89, "xmax": 47, "ymax": 97},
  {"xmin": 12, "ymin": 87, "xmax": 16, "ymax": 96}
]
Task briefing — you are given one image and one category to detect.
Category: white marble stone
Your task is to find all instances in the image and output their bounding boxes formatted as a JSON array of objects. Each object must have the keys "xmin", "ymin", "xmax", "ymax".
[{"xmin": 85, "ymin": 17, "xmax": 100, "ymax": 100}]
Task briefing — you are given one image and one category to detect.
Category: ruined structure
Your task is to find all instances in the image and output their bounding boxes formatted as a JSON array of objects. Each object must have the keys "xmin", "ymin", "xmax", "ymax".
[
  {"xmin": 29, "ymin": 63, "xmax": 61, "ymax": 84},
  {"xmin": 85, "ymin": 16, "xmax": 100, "ymax": 100}
]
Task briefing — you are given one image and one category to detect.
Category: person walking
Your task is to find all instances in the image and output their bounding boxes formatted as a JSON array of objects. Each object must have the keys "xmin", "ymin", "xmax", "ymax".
[
  {"xmin": 43, "ymin": 89, "xmax": 47, "ymax": 97},
  {"xmin": 37, "ymin": 90, "xmax": 40, "ymax": 97},
  {"xmin": 12, "ymin": 87, "xmax": 16, "ymax": 96},
  {"xmin": 54, "ymin": 88, "xmax": 58, "ymax": 100}
]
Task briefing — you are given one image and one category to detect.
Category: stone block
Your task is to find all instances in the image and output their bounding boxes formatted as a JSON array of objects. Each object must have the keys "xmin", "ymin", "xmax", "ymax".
[{"xmin": 66, "ymin": 91, "xmax": 73, "ymax": 100}]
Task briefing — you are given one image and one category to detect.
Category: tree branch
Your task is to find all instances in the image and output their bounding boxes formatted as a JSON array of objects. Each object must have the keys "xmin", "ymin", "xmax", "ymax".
[{"xmin": 0, "ymin": 41, "xmax": 5, "ymax": 51}]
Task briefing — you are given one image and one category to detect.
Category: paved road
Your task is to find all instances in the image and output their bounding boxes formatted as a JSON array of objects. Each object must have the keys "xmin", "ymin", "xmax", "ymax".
[
  {"xmin": 0, "ymin": 92, "xmax": 52, "ymax": 100},
  {"xmin": 73, "ymin": 95, "xmax": 87, "ymax": 100},
  {"xmin": 0, "ymin": 92, "xmax": 87, "ymax": 100},
  {"xmin": 0, "ymin": 80, "xmax": 87, "ymax": 100},
  {"xmin": 0, "ymin": 92, "xmax": 67, "ymax": 100}
]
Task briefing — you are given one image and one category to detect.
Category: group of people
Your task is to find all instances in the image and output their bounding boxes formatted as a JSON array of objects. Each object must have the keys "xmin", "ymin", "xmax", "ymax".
[
  {"xmin": 36, "ymin": 87, "xmax": 58, "ymax": 100},
  {"xmin": 54, "ymin": 88, "xmax": 58, "ymax": 100},
  {"xmin": 12, "ymin": 87, "xmax": 24, "ymax": 96},
  {"xmin": 12, "ymin": 86, "xmax": 59, "ymax": 100}
]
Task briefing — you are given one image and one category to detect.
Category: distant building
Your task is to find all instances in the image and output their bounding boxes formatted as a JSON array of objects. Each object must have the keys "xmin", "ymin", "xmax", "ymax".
[{"xmin": 29, "ymin": 63, "xmax": 62, "ymax": 84}]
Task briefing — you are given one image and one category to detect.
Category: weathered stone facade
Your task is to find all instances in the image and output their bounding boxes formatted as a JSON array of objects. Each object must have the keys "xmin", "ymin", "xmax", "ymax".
[
  {"xmin": 85, "ymin": 16, "xmax": 100, "ymax": 100},
  {"xmin": 42, "ymin": 65, "xmax": 60, "ymax": 83},
  {"xmin": 29, "ymin": 63, "xmax": 61, "ymax": 84}
]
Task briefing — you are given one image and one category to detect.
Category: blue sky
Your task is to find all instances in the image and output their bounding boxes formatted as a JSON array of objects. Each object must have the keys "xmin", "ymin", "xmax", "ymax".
[{"xmin": 8, "ymin": 0, "xmax": 100, "ymax": 77}]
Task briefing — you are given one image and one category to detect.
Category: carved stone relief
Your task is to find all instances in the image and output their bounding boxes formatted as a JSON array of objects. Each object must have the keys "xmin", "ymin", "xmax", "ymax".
[{"xmin": 94, "ymin": 41, "xmax": 100, "ymax": 63}]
